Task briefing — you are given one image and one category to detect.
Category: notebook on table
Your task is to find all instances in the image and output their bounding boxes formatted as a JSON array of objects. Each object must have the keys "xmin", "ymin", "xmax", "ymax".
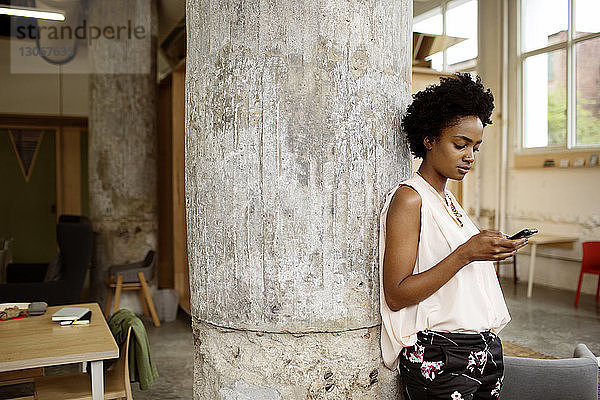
[
  {"xmin": 60, "ymin": 310, "xmax": 92, "ymax": 326},
  {"xmin": 51, "ymin": 307, "xmax": 90, "ymax": 321}
]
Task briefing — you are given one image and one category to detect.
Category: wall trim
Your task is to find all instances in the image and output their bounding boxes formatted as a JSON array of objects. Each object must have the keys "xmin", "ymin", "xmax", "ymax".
[{"xmin": 0, "ymin": 113, "xmax": 88, "ymax": 129}]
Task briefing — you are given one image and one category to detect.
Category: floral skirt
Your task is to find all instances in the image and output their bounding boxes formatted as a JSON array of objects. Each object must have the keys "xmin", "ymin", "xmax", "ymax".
[{"xmin": 398, "ymin": 330, "xmax": 504, "ymax": 400}]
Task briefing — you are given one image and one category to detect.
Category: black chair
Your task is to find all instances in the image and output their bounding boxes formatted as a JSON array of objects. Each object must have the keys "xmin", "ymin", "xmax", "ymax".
[{"xmin": 0, "ymin": 215, "xmax": 93, "ymax": 305}]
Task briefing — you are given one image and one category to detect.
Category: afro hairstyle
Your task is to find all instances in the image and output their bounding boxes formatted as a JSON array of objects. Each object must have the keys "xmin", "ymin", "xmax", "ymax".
[{"xmin": 402, "ymin": 73, "xmax": 495, "ymax": 159}]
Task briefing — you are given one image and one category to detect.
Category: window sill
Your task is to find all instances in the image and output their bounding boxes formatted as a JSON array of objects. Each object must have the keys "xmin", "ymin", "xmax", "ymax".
[{"xmin": 513, "ymin": 150, "xmax": 600, "ymax": 169}]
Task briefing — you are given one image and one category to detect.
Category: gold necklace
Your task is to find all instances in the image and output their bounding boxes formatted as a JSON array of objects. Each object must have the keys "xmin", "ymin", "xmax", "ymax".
[{"xmin": 444, "ymin": 193, "xmax": 464, "ymax": 227}]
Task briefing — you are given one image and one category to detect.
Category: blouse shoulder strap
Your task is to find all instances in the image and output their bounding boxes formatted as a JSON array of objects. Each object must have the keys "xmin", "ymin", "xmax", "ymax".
[{"xmin": 398, "ymin": 175, "xmax": 427, "ymax": 199}]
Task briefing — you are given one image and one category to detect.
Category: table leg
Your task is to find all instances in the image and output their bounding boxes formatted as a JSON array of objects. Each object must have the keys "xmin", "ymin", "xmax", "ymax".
[
  {"xmin": 513, "ymin": 254, "xmax": 517, "ymax": 285},
  {"xmin": 90, "ymin": 360, "xmax": 104, "ymax": 400},
  {"xmin": 527, "ymin": 243, "xmax": 537, "ymax": 298}
]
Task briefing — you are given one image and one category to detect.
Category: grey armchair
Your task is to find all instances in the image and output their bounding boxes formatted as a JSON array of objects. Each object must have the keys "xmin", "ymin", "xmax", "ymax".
[
  {"xmin": 500, "ymin": 344, "xmax": 599, "ymax": 400},
  {"xmin": 109, "ymin": 250, "xmax": 156, "ymax": 283}
]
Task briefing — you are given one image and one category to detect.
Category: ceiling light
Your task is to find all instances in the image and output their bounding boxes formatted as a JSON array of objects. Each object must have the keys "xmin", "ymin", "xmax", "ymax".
[{"xmin": 0, "ymin": 5, "xmax": 65, "ymax": 21}]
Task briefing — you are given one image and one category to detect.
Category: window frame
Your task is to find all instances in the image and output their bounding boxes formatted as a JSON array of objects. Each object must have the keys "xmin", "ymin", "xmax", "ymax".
[{"xmin": 517, "ymin": 0, "xmax": 600, "ymax": 153}]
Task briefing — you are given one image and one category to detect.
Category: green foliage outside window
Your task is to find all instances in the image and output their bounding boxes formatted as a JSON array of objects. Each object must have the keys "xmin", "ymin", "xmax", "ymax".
[
  {"xmin": 547, "ymin": 87, "xmax": 566, "ymax": 145},
  {"xmin": 576, "ymin": 97, "xmax": 600, "ymax": 145},
  {"xmin": 548, "ymin": 87, "xmax": 600, "ymax": 145}
]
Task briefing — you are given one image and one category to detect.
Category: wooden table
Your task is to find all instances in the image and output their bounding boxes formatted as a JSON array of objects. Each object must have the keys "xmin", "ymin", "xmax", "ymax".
[
  {"xmin": 525, "ymin": 234, "xmax": 578, "ymax": 298},
  {"xmin": 0, "ymin": 302, "xmax": 118, "ymax": 400}
]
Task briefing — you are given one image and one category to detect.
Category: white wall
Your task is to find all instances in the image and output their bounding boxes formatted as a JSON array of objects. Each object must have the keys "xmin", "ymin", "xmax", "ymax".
[
  {"xmin": 0, "ymin": 38, "xmax": 88, "ymax": 116},
  {"xmin": 505, "ymin": 168, "xmax": 600, "ymax": 294}
]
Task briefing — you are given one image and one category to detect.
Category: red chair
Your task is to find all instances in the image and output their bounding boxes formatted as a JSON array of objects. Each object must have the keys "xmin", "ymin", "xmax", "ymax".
[{"xmin": 574, "ymin": 241, "xmax": 600, "ymax": 307}]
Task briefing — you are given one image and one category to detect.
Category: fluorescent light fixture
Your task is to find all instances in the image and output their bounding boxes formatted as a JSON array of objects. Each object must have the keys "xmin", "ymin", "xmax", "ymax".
[{"xmin": 0, "ymin": 5, "xmax": 65, "ymax": 21}]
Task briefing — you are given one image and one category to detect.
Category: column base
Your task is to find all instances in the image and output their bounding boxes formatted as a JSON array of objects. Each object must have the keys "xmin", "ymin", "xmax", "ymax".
[{"xmin": 193, "ymin": 319, "xmax": 400, "ymax": 399}]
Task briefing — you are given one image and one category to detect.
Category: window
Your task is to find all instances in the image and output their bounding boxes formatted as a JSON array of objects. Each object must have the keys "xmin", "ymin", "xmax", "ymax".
[
  {"xmin": 520, "ymin": 0, "xmax": 600, "ymax": 149},
  {"xmin": 413, "ymin": 0, "xmax": 478, "ymax": 72}
]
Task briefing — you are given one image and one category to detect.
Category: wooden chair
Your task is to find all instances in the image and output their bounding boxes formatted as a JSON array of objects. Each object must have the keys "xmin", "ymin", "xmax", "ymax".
[
  {"xmin": 105, "ymin": 251, "xmax": 161, "ymax": 327},
  {"xmin": 574, "ymin": 241, "xmax": 600, "ymax": 307},
  {"xmin": 34, "ymin": 327, "xmax": 133, "ymax": 400}
]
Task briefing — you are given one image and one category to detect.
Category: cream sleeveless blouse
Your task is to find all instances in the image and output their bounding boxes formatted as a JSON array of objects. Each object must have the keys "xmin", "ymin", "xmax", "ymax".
[{"xmin": 379, "ymin": 174, "xmax": 511, "ymax": 370}]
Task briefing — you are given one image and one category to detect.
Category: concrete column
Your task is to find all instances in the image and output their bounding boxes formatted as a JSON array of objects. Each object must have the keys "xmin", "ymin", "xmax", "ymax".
[
  {"xmin": 88, "ymin": 0, "xmax": 157, "ymax": 306},
  {"xmin": 186, "ymin": 1, "xmax": 412, "ymax": 398}
]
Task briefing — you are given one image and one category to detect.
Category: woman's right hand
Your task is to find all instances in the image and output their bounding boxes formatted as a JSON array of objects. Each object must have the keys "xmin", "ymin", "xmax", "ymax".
[{"xmin": 458, "ymin": 230, "xmax": 528, "ymax": 263}]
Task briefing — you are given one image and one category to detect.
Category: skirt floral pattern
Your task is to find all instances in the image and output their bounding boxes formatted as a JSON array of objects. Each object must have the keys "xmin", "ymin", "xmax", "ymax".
[{"xmin": 398, "ymin": 330, "xmax": 504, "ymax": 400}]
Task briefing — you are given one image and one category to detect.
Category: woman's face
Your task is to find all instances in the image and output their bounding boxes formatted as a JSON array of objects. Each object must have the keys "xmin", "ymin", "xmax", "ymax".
[{"xmin": 423, "ymin": 115, "xmax": 483, "ymax": 181}]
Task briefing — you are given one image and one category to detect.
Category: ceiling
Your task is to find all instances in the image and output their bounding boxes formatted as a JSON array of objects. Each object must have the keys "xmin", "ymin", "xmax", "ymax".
[
  {"xmin": 413, "ymin": 0, "xmax": 444, "ymax": 17},
  {"xmin": 157, "ymin": 0, "xmax": 184, "ymax": 46}
]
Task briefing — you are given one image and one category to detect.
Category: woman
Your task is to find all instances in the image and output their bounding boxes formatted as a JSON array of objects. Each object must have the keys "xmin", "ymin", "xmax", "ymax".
[{"xmin": 379, "ymin": 74, "xmax": 527, "ymax": 400}]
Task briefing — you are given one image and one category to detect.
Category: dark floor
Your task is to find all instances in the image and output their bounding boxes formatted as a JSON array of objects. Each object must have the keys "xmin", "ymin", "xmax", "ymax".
[{"xmin": 131, "ymin": 311, "xmax": 194, "ymax": 400}]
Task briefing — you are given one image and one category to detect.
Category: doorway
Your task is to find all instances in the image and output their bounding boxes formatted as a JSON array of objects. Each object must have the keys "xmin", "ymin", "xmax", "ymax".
[
  {"xmin": 0, "ymin": 128, "xmax": 56, "ymax": 262},
  {"xmin": 0, "ymin": 116, "xmax": 88, "ymax": 264}
]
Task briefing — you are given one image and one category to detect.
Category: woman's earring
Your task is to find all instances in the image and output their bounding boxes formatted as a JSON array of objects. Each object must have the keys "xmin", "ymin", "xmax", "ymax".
[{"xmin": 424, "ymin": 137, "xmax": 433, "ymax": 151}]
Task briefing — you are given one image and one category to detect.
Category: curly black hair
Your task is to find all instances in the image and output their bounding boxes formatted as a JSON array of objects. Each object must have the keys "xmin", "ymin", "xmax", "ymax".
[{"xmin": 402, "ymin": 73, "xmax": 495, "ymax": 159}]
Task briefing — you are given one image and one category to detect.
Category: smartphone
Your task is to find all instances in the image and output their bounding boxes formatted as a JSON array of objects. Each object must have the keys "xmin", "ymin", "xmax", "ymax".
[{"xmin": 508, "ymin": 228, "xmax": 538, "ymax": 240}]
